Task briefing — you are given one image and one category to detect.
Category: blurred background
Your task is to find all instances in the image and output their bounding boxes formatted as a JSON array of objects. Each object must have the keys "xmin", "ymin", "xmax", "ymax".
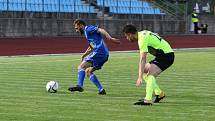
[{"xmin": 0, "ymin": 0, "xmax": 214, "ymax": 37}]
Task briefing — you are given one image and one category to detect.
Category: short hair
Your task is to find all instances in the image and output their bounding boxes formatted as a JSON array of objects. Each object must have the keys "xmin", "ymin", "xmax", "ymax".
[
  {"xmin": 122, "ymin": 24, "xmax": 137, "ymax": 34},
  {"xmin": 73, "ymin": 19, "xmax": 86, "ymax": 26}
]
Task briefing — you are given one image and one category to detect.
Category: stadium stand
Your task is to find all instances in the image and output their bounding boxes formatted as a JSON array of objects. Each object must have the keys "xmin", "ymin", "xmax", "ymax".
[
  {"xmin": 1, "ymin": 0, "xmax": 214, "ymax": 37},
  {"xmin": 0, "ymin": 0, "xmax": 8, "ymax": 11},
  {"xmin": 1, "ymin": 0, "xmax": 161, "ymax": 14},
  {"xmin": 1, "ymin": 0, "xmax": 96, "ymax": 13},
  {"xmin": 26, "ymin": 0, "xmax": 43, "ymax": 12},
  {"xmin": 97, "ymin": 0, "xmax": 162, "ymax": 14}
]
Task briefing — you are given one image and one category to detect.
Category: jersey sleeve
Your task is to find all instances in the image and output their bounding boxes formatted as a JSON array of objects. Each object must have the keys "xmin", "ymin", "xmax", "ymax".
[
  {"xmin": 138, "ymin": 32, "xmax": 148, "ymax": 53},
  {"xmin": 85, "ymin": 25, "xmax": 98, "ymax": 34}
]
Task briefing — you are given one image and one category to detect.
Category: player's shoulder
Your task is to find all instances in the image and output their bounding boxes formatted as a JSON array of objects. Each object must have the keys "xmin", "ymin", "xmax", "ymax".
[
  {"xmin": 138, "ymin": 30, "xmax": 150, "ymax": 38},
  {"xmin": 85, "ymin": 25, "xmax": 98, "ymax": 32},
  {"xmin": 139, "ymin": 30, "xmax": 151, "ymax": 35}
]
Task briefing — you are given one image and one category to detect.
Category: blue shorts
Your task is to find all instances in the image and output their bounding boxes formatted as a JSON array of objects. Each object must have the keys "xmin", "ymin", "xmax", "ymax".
[{"xmin": 84, "ymin": 52, "xmax": 109, "ymax": 70}]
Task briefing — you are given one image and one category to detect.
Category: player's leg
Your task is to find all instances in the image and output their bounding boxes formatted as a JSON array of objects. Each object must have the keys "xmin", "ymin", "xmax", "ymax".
[
  {"xmin": 144, "ymin": 63, "xmax": 163, "ymax": 97},
  {"xmin": 153, "ymin": 53, "xmax": 175, "ymax": 103},
  {"xmin": 87, "ymin": 55, "xmax": 108, "ymax": 95},
  {"xmin": 149, "ymin": 63, "xmax": 166, "ymax": 103},
  {"xmin": 143, "ymin": 63, "xmax": 150, "ymax": 74},
  {"xmin": 194, "ymin": 22, "xmax": 198, "ymax": 34},
  {"xmin": 134, "ymin": 64, "xmax": 162, "ymax": 105},
  {"xmin": 135, "ymin": 53, "xmax": 174, "ymax": 105},
  {"xmin": 138, "ymin": 63, "xmax": 162, "ymax": 100},
  {"xmin": 77, "ymin": 61, "xmax": 92, "ymax": 87},
  {"xmin": 86, "ymin": 67, "xmax": 106, "ymax": 95},
  {"xmin": 144, "ymin": 64, "xmax": 162, "ymax": 101},
  {"xmin": 68, "ymin": 61, "xmax": 92, "ymax": 92}
]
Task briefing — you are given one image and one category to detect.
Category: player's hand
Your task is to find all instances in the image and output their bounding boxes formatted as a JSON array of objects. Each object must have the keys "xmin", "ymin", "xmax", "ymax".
[
  {"xmin": 81, "ymin": 55, "xmax": 85, "ymax": 61},
  {"xmin": 136, "ymin": 78, "xmax": 143, "ymax": 87},
  {"xmin": 110, "ymin": 38, "xmax": 121, "ymax": 44}
]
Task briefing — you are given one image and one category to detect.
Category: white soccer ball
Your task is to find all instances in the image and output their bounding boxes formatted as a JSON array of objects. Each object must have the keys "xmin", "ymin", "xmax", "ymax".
[{"xmin": 46, "ymin": 81, "xmax": 59, "ymax": 93}]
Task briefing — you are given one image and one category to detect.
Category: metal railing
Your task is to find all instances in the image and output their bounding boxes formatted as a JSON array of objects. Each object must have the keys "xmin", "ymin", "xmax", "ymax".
[{"xmin": 151, "ymin": 0, "xmax": 186, "ymax": 20}]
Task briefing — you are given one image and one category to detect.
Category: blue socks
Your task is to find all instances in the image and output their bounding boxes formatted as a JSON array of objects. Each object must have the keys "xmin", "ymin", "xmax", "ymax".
[
  {"xmin": 77, "ymin": 69, "xmax": 103, "ymax": 92},
  {"xmin": 77, "ymin": 69, "xmax": 85, "ymax": 87},
  {"xmin": 89, "ymin": 74, "xmax": 103, "ymax": 92}
]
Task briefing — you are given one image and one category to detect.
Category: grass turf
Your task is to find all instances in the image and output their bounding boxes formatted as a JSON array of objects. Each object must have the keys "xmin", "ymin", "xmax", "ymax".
[{"xmin": 0, "ymin": 48, "xmax": 215, "ymax": 121}]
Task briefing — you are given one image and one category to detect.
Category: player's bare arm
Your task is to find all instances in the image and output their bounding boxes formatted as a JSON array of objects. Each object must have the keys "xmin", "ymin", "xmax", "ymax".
[
  {"xmin": 98, "ymin": 28, "xmax": 120, "ymax": 44},
  {"xmin": 81, "ymin": 45, "xmax": 93, "ymax": 61},
  {"xmin": 136, "ymin": 52, "xmax": 147, "ymax": 87}
]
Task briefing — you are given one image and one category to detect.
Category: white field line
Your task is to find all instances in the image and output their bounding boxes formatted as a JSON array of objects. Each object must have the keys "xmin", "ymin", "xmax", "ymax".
[
  {"xmin": 173, "ymin": 47, "xmax": 215, "ymax": 51},
  {"xmin": 0, "ymin": 55, "xmax": 138, "ymax": 65},
  {"xmin": 0, "ymin": 47, "xmax": 214, "ymax": 58},
  {"xmin": 0, "ymin": 47, "xmax": 214, "ymax": 64},
  {"xmin": 0, "ymin": 58, "xmax": 81, "ymax": 64}
]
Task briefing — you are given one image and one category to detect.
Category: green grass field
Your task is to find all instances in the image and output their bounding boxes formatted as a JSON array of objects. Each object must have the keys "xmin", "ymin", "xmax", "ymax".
[{"xmin": 0, "ymin": 48, "xmax": 215, "ymax": 121}]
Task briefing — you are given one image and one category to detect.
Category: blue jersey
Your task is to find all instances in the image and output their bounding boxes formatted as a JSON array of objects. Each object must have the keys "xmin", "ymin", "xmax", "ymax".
[{"xmin": 84, "ymin": 25, "xmax": 109, "ymax": 56}]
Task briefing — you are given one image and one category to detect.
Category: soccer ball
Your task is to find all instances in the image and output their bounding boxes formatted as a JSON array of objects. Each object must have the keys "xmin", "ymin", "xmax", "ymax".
[{"xmin": 46, "ymin": 81, "xmax": 59, "ymax": 93}]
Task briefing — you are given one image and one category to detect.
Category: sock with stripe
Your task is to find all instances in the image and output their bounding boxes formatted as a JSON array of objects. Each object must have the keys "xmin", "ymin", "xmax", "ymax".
[
  {"xmin": 77, "ymin": 68, "xmax": 85, "ymax": 87},
  {"xmin": 89, "ymin": 74, "xmax": 103, "ymax": 92}
]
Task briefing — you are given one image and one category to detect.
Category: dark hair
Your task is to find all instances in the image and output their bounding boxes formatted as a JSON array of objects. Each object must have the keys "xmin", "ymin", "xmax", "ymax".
[
  {"xmin": 122, "ymin": 24, "xmax": 137, "ymax": 34},
  {"xmin": 73, "ymin": 19, "xmax": 86, "ymax": 26}
]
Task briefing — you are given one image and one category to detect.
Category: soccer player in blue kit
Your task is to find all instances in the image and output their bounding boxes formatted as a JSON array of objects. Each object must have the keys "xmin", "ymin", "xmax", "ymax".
[{"xmin": 68, "ymin": 19, "xmax": 120, "ymax": 95}]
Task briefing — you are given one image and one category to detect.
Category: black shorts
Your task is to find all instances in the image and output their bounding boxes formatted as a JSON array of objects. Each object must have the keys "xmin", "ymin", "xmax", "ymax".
[{"xmin": 149, "ymin": 52, "xmax": 175, "ymax": 71}]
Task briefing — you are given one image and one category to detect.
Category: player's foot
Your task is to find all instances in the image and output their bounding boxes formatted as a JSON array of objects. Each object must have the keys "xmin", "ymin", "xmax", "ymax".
[
  {"xmin": 68, "ymin": 85, "xmax": 84, "ymax": 92},
  {"xmin": 134, "ymin": 100, "xmax": 152, "ymax": 106},
  {"xmin": 98, "ymin": 89, "xmax": 106, "ymax": 95},
  {"xmin": 138, "ymin": 98, "xmax": 144, "ymax": 101},
  {"xmin": 154, "ymin": 91, "xmax": 166, "ymax": 103}
]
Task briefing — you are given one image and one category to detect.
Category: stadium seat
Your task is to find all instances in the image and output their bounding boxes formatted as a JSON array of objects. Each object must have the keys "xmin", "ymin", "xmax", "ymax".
[
  {"xmin": 31, "ymin": 4, "xmax": 37, "ymax": 12},
  {"xmin": 75, "ymin": 5, "xmax": 81, "ymax": 12},
  {"xmin": 105, "ymin": 0, "xmax": 109, "ymax": 6},
  {"xmin": 35, "ymin": 4, "xmax": 43, "ymax": 12},
  {"xmin": 64, "ymin": 0, "xmax": 71, "ymax": 5},
  {"xmin": 8, "ymin": 3, "xmax": 13, "ymax": 11},
  {"xmin": 96, "ymin": 0, "xmax": 162, "ymax": 15},
  {"xmin": 149, "ymin": 8, "xmax": 155, "ymax": 14},
  {"xmin": 119, "ymin": 7, "xmax": 129, "ymax": 14},
  {"xmin": 131, "ymin": 1, "xmax": 137, "ymax": 7},
  {"xmin": 26, "ymin": 4, "xmax": 31, "ymax": 11},
  {"xmin": 143, "ymin": 2, "xmax": 150, "ymax": 8},
  {"xmin": 0, "ymin": 0, "xmax": 161, "ymax": 14},
  {"xmin": 118, "ymin": 1, "xmax": 124, "ymax": 7},
  {"xmin": 66, "ymin": 5, "xmax": 75, "ymax": 12},
  {"xmin": 0, "ymin": 3, "xmax": 3, "ymax": 10},
  {"xmin": 44, "ymin": 4, "xmax": 51, "ymax": 12},
  {"xmin": 154, "ymin": 8, "xmax": 161, "ymax": 14},
  {"xmin": 43, "ymin": 0, "xmax": 59, "ymax": 12},
  {"xmin": 124, "ymin": 1, "xmax": 130, "ymax": 7},
  {"xmin": 75, "ymin": 0, "xmax": 82, "ymax": 5},
  {"xmin": 109, "ymin": 6, "xmax": 116, "ymax": 13},
  {"xmin": 16, "ymin": 3, "xmax": 25, "ymax": 11},
  {"xmin": 83, "ymin": 6, "xmax": 90, "ymax": 13},
  {"xmin": 75, "ymin": 5, "xmax": 90, "ymax": 13}
]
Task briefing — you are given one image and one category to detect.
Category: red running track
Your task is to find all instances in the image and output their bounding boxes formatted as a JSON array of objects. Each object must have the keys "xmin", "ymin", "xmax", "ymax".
[{"xmin": 0, "ymin": 35, "xmax": 214, "ymax": 56}]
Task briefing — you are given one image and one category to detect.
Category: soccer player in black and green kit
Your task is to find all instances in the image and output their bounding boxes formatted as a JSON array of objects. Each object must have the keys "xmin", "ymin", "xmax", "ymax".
[{"xmin": 123, "ymin": 24, "xmax": 175, "ymax": 106}]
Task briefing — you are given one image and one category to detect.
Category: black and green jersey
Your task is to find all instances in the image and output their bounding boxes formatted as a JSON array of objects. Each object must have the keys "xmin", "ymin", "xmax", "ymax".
[{"xmin": 138, "ymin": 30, "xmax": 173, "ymax": 56}]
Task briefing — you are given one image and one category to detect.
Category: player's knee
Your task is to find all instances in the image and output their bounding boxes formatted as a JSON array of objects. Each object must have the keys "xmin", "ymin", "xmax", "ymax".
[
  {"xmin": 86, "ymin": 71, "xmax": 91, "ymax": 77},
  {"xmin": 78, "ymin": 65, "xmax": 85, "ymax": 70},
  {"xmin": 148, "ymin": 64, "xmax": 162, "ymax": 77},
  {"xmin": 144, "ymin": 63, "xmax": 151, "ymax": 73},
  {"xmin": 144, "ymin": 68, "xmax": 149, "ymax": 73},
  {"xmin": 87, "ymin": 72, "xmax": 91, "ymax": 77},
  {"xmin": 78, "ymin": 63, "xmax": 88, "ymax": 70},
  {"xmin": 86, "ymin": 68, "xmax": 93, "ymax": 77}
]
